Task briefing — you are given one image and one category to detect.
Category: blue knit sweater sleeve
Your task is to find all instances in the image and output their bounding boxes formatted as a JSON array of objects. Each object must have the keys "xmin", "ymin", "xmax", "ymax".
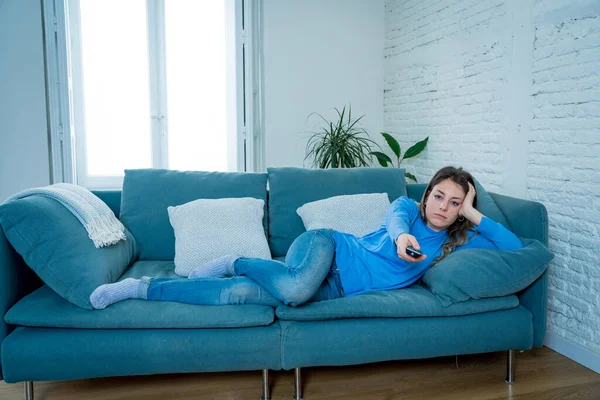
[
  {"xmin": 385, "ymin": 196, "xmax": 419, "ymax": 243},
  {"xmin": 461, "ymin": 216, "xmax": 524, "ymax": 251}
]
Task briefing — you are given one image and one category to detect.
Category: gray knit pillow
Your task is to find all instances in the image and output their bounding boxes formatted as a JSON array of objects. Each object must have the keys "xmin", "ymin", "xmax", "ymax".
[
  {"xmin": 296, "ymin": 193, "xmax": 391, "ymax": 237},
  {"xmin": 168, "ymin": 197, "xmax": 271, "ymax": 276}
]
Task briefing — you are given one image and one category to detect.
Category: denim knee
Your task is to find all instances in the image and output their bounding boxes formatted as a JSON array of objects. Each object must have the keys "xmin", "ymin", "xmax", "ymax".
[
  {"xmin": 308, "ymin": 229, "xmax": 336, "ymax": 247},
  {"xmin": 277, "ymin": 283, "xmax": 314, "ymax": 307}
]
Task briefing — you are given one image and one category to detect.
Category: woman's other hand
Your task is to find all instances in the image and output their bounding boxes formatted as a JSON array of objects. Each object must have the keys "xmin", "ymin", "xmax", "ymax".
[
  {"xmin": 459, "ymin": 182, "xmax": 483, "ymax": 225},
  {"xmin": 395, "ymin": 233, "xmax": 427, "ymax": 262}
]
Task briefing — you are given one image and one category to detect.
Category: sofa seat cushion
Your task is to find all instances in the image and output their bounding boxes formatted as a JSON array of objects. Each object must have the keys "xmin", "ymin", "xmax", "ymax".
[
  {"xmin": 5, "ymin": 261, "xmax": 275, "ymax": 329},
  {"xmin": 275, "ymin": 284, "xmax": 519, "ymax": 321},
  {"xmin": 6, "ymin": 285, "xmax": 275, "ymax": 329}
]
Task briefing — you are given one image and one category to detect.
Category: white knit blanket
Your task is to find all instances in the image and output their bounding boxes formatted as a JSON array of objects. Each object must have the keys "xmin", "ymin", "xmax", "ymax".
[{"xmin": 4, "ymin": 183, "xmax": 126, "ymax": 248}]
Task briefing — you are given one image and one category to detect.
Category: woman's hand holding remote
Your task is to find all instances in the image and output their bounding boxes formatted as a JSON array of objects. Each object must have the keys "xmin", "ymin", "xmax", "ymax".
[{"xmin": 395, "ymin": 233, "xmax": 427, "ymax": 263}]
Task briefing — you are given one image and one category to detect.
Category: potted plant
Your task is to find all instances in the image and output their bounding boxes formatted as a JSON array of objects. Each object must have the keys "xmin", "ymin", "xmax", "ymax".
[
  {"xmin": 304, "ymin": 105, "xmax": 379, "ymax": 168},
  {"xmin": 370, "ymin": 133, "xmax": 429, "ymax": 182}
]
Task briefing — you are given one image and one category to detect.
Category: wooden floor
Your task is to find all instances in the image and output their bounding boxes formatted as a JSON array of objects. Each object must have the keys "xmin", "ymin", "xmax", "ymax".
[{"xmin": 1, "ymin": 346, "xmax": 599, "ymax": 399}]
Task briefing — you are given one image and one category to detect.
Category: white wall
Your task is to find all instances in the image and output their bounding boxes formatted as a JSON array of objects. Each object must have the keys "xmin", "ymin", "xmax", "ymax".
[
  {"xmin": 384, "ymin": 0, "xmax": 516, "ymax": 191},
  {"xmin": 0, "ymin": 0, "xmax": 384, "ymax": 196},
  {"xmin": 529, "ymin": 0, "xmax": 600, "ymax": 365},
  {"xmin": 385, "ymin": 0, "xmax": 600, "ymax": 371},
  {"xmin": 0, "ymin": 0, "xmax": 50, "ymax": 201},
  {"xmin": 263, "ymin": 0, "xmax": 385, "ymax": 168}
]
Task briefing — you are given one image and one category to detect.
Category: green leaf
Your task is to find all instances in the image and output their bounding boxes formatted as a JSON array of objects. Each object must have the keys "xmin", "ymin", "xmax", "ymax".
[
  {"xmin": 370, "ymin": 151, "xmax": 392, "ymax": 167},
  {"xmin": 405, "ymin": 172, "xmax": 417, "ymax": 182},
  {"xmin": 403, "ymin": 137, "xmax": 429, "ymax": 159},
  {"xmin": 375, "ymin": 158, "xmax": 388, "ymax": 167},
  {"xmin": 381, "ymin": 132, "xmax": 401, "ymax": 159}
]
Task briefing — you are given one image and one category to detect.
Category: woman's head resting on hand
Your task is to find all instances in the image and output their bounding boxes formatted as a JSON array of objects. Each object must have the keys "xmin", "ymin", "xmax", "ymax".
[
  {"xmin": 418, "ymin": 166, "xmax": 478, "ymax": 263},
  {"xmin": 419, "ymin": 166, "xmax": 477, "ymax": 231}
]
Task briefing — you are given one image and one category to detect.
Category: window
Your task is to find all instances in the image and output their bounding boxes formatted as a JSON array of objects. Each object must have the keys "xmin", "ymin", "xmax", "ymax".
[{"xmin": 43, "ymin": 0, "xmax": 264, "ymax": 189}]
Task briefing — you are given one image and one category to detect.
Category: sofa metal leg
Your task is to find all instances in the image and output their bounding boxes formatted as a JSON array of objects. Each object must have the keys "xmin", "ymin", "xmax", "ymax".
[
  {"xmin": 293, "ymin": 367, "xmax": 303, "ymax": 400},
  {"xmin": 505, "ymin": 350, "xmax": 515, "ymax": 384},
  {"xmin": 24, "ymin": 381, "xmax": 34, "ymax": 400},
  {"xmin": 261, "ymin": 369, "xmax": 271, "ymax": 400}
]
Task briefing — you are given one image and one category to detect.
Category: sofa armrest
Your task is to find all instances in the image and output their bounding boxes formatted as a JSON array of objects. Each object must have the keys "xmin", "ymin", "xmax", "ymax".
[
  {"xmin": 1, "ymin": 192, "xmax": 118, "ymax": 379},
  {"xmin": 518, "ymin": 269, "xmax": 548, "ymax": 348},
  {"xmin": 0, "ymin": 230, "xmax": 42, "ymax": 380},
  {"xmin": 489, "ymin": 192, "xmax": 549, "ymax": 245},
  {"xmin": 490, "ymin": 192, "xmax": 549, "ymax": 348}
]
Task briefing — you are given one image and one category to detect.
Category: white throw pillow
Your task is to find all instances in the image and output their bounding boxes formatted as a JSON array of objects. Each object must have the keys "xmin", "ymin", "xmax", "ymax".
[
  {"xmin": 168, "ymin": 197, "xmax": 272, "ymax": 277},
  {"xmin": 296, "ymin": 193, "xmax": 391, "ymax": 238}
]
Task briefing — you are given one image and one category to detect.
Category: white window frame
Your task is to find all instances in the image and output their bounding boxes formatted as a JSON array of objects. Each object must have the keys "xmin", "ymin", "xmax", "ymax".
[
  {"xmin": 41, "ymin": 0, "xmax": 76, "ymax": 185},
  {"xmin": 42, "ymin": 0, "xmax": 265, "ymax": 189}
]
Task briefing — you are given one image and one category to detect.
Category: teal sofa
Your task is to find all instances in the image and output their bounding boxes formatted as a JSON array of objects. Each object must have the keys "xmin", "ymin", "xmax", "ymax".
[{"xmin": 0, "ymin": 168, "xmax": 549, "ymax": 400}]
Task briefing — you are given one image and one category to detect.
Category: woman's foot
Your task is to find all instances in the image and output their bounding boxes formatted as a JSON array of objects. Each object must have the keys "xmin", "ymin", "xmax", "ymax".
[
  {"xmin": 188, "ymin": 254, "xmax": 240, "ymax": 278},
  {"xmin": 90, "ymin": 278, "xmax": 142, "ymax": 309}
]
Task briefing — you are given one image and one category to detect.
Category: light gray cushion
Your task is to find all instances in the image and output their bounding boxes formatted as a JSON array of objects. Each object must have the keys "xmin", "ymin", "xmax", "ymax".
[
  {"xmin": 169, "ymin": 197, "xmax": 271, "ymax": 276},
  {"xmin": 296, "ymin": 193, "xmax": 390, "ymax": 237}
]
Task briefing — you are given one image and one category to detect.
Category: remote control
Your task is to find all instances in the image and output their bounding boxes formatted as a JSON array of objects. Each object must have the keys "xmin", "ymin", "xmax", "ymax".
[{"xmin": 406, "ymin": 246, "xmax": 422, "ymax": 258}]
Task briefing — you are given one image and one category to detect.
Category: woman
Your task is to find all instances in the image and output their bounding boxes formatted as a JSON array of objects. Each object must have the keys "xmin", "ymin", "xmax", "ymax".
[{"xmin": 90, "ymin": 166, "xmax": 523, "ymax": 309}]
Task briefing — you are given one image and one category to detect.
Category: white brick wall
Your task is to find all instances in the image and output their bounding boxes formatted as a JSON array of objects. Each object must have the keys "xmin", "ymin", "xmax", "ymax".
[
  {"xmin": 384, "ymin": 0, "xmax": 509, "ymax": 191},
  {"xmin": 530, "ymin": 0, "xmax": 600, "ymax": 352},
  {"xmin": 385, "ymin": 0, "xmax": 600, "ymax": 354}
]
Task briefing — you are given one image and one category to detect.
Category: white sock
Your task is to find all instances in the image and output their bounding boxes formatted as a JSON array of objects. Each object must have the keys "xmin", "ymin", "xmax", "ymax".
[
  {"xmin": 188, "ymin": 254, "xmax": 240, "ymax": 278},
  {"xmin": 90, "ymin": 278, "xmax": 141, "ymax": 309}
]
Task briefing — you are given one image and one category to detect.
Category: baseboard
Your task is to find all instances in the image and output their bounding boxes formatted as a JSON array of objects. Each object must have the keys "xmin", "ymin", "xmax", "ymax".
[{"xmin": 544, "ymin": 331, "xmax": 600, "ymax": 374}]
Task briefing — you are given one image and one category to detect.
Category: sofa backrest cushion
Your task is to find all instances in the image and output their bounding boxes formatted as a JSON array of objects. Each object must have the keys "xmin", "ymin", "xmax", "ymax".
[
  {"xmin": 472, "ymin": 180, "xmax": 510, "ymax": 227},
  {"xmin": 119, "ymin": 169, "xmax": 268, "ymax": 260},
  {"xmin": 267, "ymin": 167, "xmax": 407, "ymax": 257},
  {"xmin": 0, "ymin": 197, "xmax": 138, "ymax": 310},
  {"xmin": 93, "ymin": 190, "xmax": 122, "ymax": 217}
]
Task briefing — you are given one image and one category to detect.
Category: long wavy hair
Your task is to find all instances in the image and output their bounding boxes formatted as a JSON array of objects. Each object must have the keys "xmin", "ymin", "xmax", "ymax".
[{"xmin": 419, "ymin": 166, "xmax": 478, "ymax": 263}]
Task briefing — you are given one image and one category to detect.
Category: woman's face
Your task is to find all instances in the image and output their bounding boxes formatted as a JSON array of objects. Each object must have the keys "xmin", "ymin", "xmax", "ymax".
[{"xmin": 424, "ymin": 178, "xmax": 466, "ymax": 231}]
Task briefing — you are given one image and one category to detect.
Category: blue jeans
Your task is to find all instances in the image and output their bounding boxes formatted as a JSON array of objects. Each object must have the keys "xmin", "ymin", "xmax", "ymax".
[{"xmin": 141, "ymin": 229, "xmax": 345, "ymax": 307}]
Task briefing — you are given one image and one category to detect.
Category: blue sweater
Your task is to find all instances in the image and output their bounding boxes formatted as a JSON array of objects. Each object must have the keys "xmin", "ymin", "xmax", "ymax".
[{"xmin": 332, "ymin": 196, "xmax": 524, "ymax": 296}]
